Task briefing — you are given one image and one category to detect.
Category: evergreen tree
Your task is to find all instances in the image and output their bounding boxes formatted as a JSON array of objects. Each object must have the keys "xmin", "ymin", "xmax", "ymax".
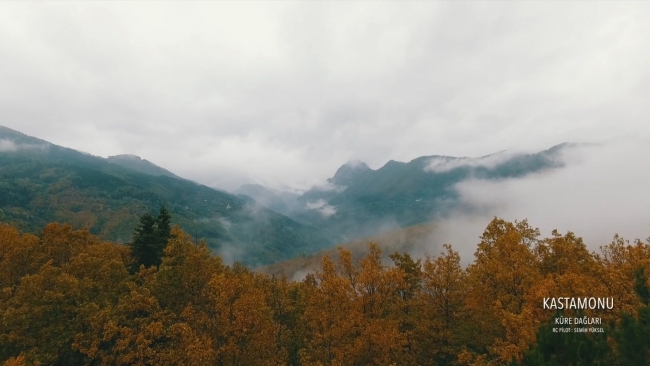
[
  {"xmin": 129, "ymin": 207, "xmax": 173, "ymax": 270},
  {"xmin": 515, "ymin": 310, "xmax": 611, "ymax": 366},
  {"xmin": 156, "ymin": 206, "xmax": 172, "ymax": 242},
  {"xmin": 612, "ymin": 267, "xmax": 650, "ymax": 365}
]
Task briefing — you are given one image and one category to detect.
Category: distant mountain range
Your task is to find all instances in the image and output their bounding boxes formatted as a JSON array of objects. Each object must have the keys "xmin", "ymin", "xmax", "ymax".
[
  {"xmin": 0, "ymin": 125, "xmax": 331, "ymax": 266},
  {"xmin": 1, "ymin": 124, "xmax": 573, "ymax": 266},
  {"xmin": 237, "ymin": 143, "xmax": 571, "ymax": 244}
]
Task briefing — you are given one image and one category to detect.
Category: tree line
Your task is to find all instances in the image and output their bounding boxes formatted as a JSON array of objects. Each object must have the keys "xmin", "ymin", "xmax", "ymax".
[{"xmin": 1, "ymin": 211, "xmax": 649, "ymax": 365}]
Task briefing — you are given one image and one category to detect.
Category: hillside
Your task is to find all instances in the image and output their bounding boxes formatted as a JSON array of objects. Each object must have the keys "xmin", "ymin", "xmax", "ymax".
[{"xmin": 0, "ymin": 126, "xmax": 332, "ymax": 266}]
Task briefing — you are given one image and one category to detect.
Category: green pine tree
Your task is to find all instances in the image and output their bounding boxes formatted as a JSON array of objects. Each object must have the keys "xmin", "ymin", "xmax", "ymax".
[
  {"xmin": 515, "ymin": 310, "xmax": 611, "ymax": 366},
  {"xmin": 156, "ymin": 206, "xmax": 172, "ymax": 251},
  {"xmin": 612, "ymin": 267, "xmax": 650, "ymax": 365},
  {"xmin": 129, "ymin": 207, "xmax": 173, "ymax": 270}
]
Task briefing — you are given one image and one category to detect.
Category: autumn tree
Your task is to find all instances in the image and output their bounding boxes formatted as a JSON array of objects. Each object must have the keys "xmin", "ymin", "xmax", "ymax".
[
  {"xmin": 526, "ymin": 230, "xmax": 611, "ymax": 336},
  {"xmin": 389, "ymin": 251, "xmax": 422, "ymax": 361},
  {"xmin": 353, "ymin": 244, "xmax": 410, "ymax": 365},
  {"xmin": 261, "ymin": 276, "xmax": 307, "ymax": 366},
  {"xmin": 148, "ymin": 227, "xmax": 223, "ymax": 314},
  {"xmin": 413, "ymin": 244, "xmax": 469, "ymax": 365},
  {"xmin": 389, "ymin": 251, "xmax": 421, "ymax": 300},
  {"xmin": 0, "ymin": 223, "xmax": 42, "ymax": 292},
  {"xmin": 0, "ymin": 224, "xmax": 130, "ymax": 365},
  {"xmin": 596, "ymin": 235, "xmax": 650, "ymax": 315},
  {"xmin": 180, "ymin": 267, "xmax": 284, "ymax": 365},
  {"xmin": 463, "ymin": 218, "xmax": 542, "ymax": 364},
  {"xmin": 3, "ymin": 215, "xmax": 650, "ymax": 365},
  {"xmin": 300, "ymin": 250, "xmax": 362, "ymax": 365}
]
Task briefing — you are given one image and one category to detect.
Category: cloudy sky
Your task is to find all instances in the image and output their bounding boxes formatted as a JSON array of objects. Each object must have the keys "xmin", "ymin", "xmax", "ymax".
[{"xmin": 1, "ymin": 2, "xmax": 649, "ymax": 192}]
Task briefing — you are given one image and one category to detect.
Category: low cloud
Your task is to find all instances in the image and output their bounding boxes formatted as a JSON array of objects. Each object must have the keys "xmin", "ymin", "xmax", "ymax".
[
  {"xmin": 217, "ymin": 217, "xmax": 232, "ymax": 230},
  {"xmin": 0, "ymin": 139, "xmax": 48, "ymax": 152},
  {"xmin": 306, "ymin": 199, "xmax": 337, "ymax": 218},
  {"xmin": 425, "ymin": 150, "xmax": 528, "ymax": 173},
  {"xmin": 216, "ymin": 241, "xmax": 245, "ymax": 266},
  {"xmin": 344, "ymin": 159, "xmax": 367, "ymax": 168},
  {"xmin": 424, "ymin": 139, "xmax": 650, "ymax": 264},
  {"xmin": 310, "ymin": 181, "xmax": 347, "ymax": 193}
]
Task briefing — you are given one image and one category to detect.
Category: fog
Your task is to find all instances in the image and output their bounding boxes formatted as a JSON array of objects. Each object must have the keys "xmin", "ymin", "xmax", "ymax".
[
  {"xmin": 423, "ymin": 139, "xmax": 650, "ymax": 263},
  {"xmin": 305, "ymin": 199, "xmax": 337, "ymax": 218},
  {"xmin": 0, "ymin": 139, "xmax": 48, "ymax": 152},
  {"xmin": 425, "ymin": 150, "xmax": 525, "ymax": 173}
]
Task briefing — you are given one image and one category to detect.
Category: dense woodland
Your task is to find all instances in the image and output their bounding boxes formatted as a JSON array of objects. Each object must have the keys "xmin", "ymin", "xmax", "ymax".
[
  {"xmin": 1, "ymin": 215, "xmax": 650, "ymax": 365},
  {"xmin": 0, "ymin": 142, "xmax": 332, "ymax": 267}
]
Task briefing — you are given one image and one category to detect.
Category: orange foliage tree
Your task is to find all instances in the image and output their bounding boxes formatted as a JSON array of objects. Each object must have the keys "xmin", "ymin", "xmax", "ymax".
[{"xmin": 1, "ymin": 217, "xmax": 650, "ymax": 365}]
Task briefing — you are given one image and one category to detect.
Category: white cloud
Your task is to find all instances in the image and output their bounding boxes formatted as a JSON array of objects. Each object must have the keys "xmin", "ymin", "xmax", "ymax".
[
  {"xmin": 305, "ymin": 199, "xmax": 337, "ymax": 218},
  {"xmin": 425, "ymin": 150, "xmax": 524, "ymax": 173},
  {"xmin": 344, "ymin": 159, "xmax": 367, "ymax": 168},
  {"xmin": 0, "ymin": 138, "xmax": 48, "ymax": 152},
  {"xmin": 309, "ymin": 181, "xmax": 347, "ymax": 193},
  {"xmin": 0, "ymin": 139, "xmax": 17, "ymax": 152}
]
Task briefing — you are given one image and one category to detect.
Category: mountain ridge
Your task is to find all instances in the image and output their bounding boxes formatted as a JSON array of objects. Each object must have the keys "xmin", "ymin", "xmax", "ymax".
[
  {"xmin": 0, "ymin": 125, "xmax": 332, "ymax": 266},
  {"xmin": 107, "ymin": 154, "xmax": 180, "ymax": 178},
  {"xmin": 285, "ymin": 143, "xmax": 572, "ymax": 243},
  {"xmin": 1, "ymin": 124, "xmax": 577, "ymax": 266}
]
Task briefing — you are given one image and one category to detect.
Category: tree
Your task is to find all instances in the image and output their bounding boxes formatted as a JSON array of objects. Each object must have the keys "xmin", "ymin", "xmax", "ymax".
[
  {"xmin": 389, "ymin": 251, "xmax": 421, "ymax": 300},
  {"xmin": 611, "ymin": 267, "xmax": 650, "ymax": 365},
  {"xmin": 597, "ymin": 235, "xmax": 650, "ymax": 315},
  {"xmin": 300, "ymin": 251, "xmax": 362, "ymax": 365},
  {"xmin": 515, "ymin": 311, "xmax": 611, "ymax": 366},
  {"xmin": 414, "ymin": 244, "xmax": 469, "ymax": 365},
  {"xmin": 129, "ymin": 207, "xmax": 174, "ymax": 270},
  {"xmin": 156, "ymin": 207, "xmax": 172, "ymax": 244},
  {"xmin": 464, "ymin": 218, "xmax": 542, "ymax": 363}
]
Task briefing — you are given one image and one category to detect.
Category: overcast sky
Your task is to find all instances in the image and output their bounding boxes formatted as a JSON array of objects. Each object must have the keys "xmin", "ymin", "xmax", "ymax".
[{"xmin": 1, "ymin": 2, "xmax": 649, "ymax": 191}]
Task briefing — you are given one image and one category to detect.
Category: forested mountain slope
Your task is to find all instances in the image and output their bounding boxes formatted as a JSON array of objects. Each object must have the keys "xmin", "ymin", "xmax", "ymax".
[
  {"xmin": 290, "ymin": 143, "xmax": 572, "ymax": 242},
  {"xmin": 0, "ymin": 125, "xmax": 331, "ymax": 265}
]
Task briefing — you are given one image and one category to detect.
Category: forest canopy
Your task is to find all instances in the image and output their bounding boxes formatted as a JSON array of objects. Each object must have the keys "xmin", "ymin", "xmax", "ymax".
[{"xmin": 1, "ymin": 217, "xmax": 649, "ymax": 365}]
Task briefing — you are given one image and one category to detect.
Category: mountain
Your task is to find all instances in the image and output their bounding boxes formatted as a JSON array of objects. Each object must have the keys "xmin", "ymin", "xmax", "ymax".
[
  {"xmin": 297, "ymin": 161, "xmax": 371, "ymax": 206},
  {"xmin": 0, "ymin": 124, "xmax": 576, "ymax": 266},
  {"xmin": 0, "ymin": 126, "xmax": 332, "ymax": 266},
  {"xmin": 327, "ymin": 160, "xmax": 371, "ymax": 186},
  {"xmin": 290, "ymin": 144, "xmax": 571, "ymax": 242},
  {"xmin": 107, "ymin": 154, "xmax": 179, "ymax": 178}
]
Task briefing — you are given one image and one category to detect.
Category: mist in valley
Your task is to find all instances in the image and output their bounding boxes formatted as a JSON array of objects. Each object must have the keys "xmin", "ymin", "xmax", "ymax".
[{"xmin": 401, "ymin": 139, "xmax": 650, "ymax": 266}]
